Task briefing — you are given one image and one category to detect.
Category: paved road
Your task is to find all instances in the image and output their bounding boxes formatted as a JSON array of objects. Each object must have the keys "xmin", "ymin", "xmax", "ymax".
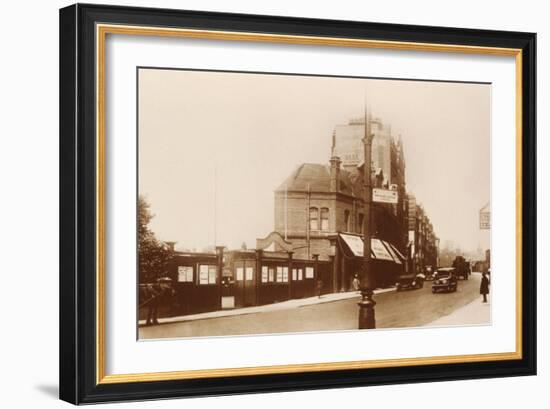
[{"xmin": 140, "ymin": 273, "xmax": 485, "ymax": 340}]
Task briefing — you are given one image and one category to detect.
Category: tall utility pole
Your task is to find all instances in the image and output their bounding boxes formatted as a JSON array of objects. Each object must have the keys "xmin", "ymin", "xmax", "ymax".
[{"xmin": 358, "ymin": 103, "xmax": 376, "ymax": 329}]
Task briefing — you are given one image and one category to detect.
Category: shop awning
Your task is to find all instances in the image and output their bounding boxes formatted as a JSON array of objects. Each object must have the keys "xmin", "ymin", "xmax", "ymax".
[
  {"xmin": 386, "ymin": 242, "xmax": 406, "ymax": 263},
  {"xmin": 339, "ymin": 233, "xmax": 404, "ymax": 264}
]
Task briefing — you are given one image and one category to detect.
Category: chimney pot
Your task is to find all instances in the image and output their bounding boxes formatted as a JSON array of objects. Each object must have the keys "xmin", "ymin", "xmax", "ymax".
[{"xmin": 330, "ymin": 156, "xmax": 341, "ymax": 192}]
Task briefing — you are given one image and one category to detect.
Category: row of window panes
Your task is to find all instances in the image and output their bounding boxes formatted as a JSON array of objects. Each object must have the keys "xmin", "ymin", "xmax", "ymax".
[
  {"xmin": 235, "ymin": 267, "xmax": 254, "ymax": 281},
  {"xmin": 179, "ymin": 264, "xmax": 315, "ymax": 285},
  {"xmin": 309, "ymin": 207, "xmax": 329, "ymax": 231},
  {"xmin": 177, "ymin": 265, "xmax": 217, "ymax": 285},
  {"xmin": 261, "ymin": 266, "xmax": 314, "ymax": 283},
  {"xmin": 343, "ymin": 210, "xmax": 364, "ymax": 233}
]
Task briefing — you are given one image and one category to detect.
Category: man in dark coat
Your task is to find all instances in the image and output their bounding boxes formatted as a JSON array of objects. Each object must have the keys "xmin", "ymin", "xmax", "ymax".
[
  {"xmin": 316, "ymin": 279, "xmax": 323, "ymax": 298},
  {"xmin": 142, "ymin": 278, "xmax": 174, "ymax": 326},
  {"xmin": 480, "ymin": 272, "xmax": 490, "ymax": 303}
]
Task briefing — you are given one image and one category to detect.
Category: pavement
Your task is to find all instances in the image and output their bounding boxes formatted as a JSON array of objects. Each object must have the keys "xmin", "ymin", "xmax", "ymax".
[
  {"xmin": 424, "ymin": 295, "xmax": 491, "ymax": 327},
  {"xmin": 139, "ymin": 273, "xmax": 489, "ymax": 339},
  {"xmin": 138, "ymin": 287, "xmax": 396, "ymax": 326}
]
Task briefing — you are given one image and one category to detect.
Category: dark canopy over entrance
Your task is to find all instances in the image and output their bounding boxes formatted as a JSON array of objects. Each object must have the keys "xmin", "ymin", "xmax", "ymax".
[{"xmin": 336, "ymin": 233, "xmax": 405, "ymax": 289}]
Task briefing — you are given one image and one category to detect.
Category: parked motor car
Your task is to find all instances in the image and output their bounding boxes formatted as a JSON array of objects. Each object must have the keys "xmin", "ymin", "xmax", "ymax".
[
  {"xmin": 432, "ymin": 267, "xmax": 458, "ymax": 293},
  {"xmin": 395, "ymin": 273, "xmax": 426, "ymax": 291}
]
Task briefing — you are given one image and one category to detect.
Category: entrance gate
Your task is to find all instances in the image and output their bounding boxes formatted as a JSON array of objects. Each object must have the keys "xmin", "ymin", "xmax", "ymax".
[{"xmin": 234, "ymin": 259, "xmax": 256, "ymax": 307}]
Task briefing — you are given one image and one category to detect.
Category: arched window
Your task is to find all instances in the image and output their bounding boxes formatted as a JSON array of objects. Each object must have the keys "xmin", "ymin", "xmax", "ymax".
[
  {"xmin": 320, "ymin": 208, "xmax": 329, "ymax": 231},
  {"xmin": 358, "ymin": 213, "xmax": 364, "ymax": 234},
  {"xmin": 344, "ymin": 210, "xmax": 350, "ymax": 232},
  {"xmin": 309, "ymin": 207, "xmax": 319, "ymax": 231}
]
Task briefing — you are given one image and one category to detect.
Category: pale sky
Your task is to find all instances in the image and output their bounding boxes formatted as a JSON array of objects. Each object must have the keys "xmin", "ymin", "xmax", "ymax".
[{"xmin": 138, "ymin": 68, "xmax": 490, "ymax": 252}]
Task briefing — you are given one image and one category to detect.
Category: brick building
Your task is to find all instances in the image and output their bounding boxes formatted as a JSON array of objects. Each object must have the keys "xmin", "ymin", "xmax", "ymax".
[
  {"xmin": 255, "ymin": 113, "xmax": 443, "ymax": 291},
  {"xmin": 407, "ymin": 194, "xmax": 439, "ymax": 274},
  {"xmin": 257, "ymin": 117, "xmax": 410, "ymax": 290}
]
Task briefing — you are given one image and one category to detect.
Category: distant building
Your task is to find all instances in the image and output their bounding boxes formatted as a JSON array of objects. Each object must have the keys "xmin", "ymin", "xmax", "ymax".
[
  {"xmin": 407, "ymin": 193, "xmax": 439, "ymax": 273},
  {"xmin": 333, "ymin": 117, "xmax": 393, "ymax": 183}
]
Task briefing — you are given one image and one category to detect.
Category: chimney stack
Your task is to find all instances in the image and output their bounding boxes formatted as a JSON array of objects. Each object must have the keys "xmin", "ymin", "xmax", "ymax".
[{"xmin": 329, "ymin": 156, "xmax": 341, "ymax": 192}]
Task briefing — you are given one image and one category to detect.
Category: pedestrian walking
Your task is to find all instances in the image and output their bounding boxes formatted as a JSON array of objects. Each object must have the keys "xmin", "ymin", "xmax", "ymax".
[
  {"xmin": 480, "ymin": 271, "xmax": 490, "ymax": 303},
  {"xmin": 352, "ymin": 275, "xmax": 360, "ymax": 292}
]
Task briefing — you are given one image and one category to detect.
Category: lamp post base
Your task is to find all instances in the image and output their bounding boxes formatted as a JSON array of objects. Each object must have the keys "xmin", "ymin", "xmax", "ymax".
[{"xmin": 358, "ymin": 288, "xmax": 376, "ymax": 329}]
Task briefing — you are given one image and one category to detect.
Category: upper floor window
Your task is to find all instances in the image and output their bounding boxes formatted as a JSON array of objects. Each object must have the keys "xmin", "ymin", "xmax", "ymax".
[
  {"xmin": 320, "ymin": 208, "xmax": 329, "ymax": 231},
  {"xmin": 309, "ymin": 207, "xmax": 319, "ymax": 231},
  {"xmin": 358, "ymin": 213, "xmax": 364, "ymax": 234},
  {"xmin": 344, "ymin": 210, "xmax": 350, "ymax": 232}
]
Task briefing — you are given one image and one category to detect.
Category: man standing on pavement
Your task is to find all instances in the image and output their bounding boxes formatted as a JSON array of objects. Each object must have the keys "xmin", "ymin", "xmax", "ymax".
[
  {"xmin": 145, "ymin": 277, "xmax": 174, "ymax": 326},
  {"xmin": 480, "ymin": 271, "xmax": 490, "ymax": 303},
  {"xmin": 316, "ymin": 279, "xmax": 323, "ymax": 299}
]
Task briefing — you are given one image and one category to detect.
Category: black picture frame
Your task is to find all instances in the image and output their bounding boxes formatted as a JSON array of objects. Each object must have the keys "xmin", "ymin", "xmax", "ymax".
[{"xmin": 59, "ymin": 3, "xmax": 536, "ymax": 404}]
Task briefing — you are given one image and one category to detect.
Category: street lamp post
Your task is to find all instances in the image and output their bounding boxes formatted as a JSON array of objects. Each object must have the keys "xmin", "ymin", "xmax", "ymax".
[{"xmin": 358, "ymin": 106, "xmax": 376, "ymax": 329}]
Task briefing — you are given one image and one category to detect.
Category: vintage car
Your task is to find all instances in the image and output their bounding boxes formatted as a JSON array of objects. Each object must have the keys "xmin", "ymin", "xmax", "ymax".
[
  {"xmin": 431, "ymin": 267, "xmax": 458, "ymax": 293},
  {"xmin": 452, "ymin": 256, "xmax": 470, "ymax": 280},
  {"xmin": 395, "ymin": 273, "xmax": 426, "ymax": 291}
]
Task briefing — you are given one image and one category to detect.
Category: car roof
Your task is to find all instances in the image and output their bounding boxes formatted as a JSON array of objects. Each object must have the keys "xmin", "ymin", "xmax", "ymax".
[{"xmin": 437, "ymin": 267, "xmax": 456, "ymax": 272}]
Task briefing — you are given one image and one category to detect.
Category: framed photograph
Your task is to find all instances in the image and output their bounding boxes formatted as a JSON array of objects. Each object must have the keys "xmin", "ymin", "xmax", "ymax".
[{"xmin": 59, "ymin": 3, "xmax": 536, "ymax": 404}]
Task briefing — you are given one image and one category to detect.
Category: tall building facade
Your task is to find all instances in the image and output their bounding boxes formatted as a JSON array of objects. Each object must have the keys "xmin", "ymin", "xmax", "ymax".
[
  {"xmin": 332, "ymin": 117, "xmax": 392, "ymax": 184},
  {"xmin": 267, "ymin": 155, "xmax": 407, "ymax": 291},
  {"xmin": 332, "ymin": 115, "xmax": 409, "ymax": 249},
  {"xmin": 407, "ymin": 194, "xmax": 439, "ymax": 273},
  {"xmin": 256, "ymin": 113, "xmax": 440, "ymax": 290},
  {"xmin": 270, "ymin": 113, "xmax": 409, "ymax": 265}
]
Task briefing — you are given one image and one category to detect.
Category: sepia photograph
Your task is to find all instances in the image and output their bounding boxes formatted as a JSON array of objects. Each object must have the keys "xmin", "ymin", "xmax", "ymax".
[{"xmin": 137, "ymin": 67, "xmax": 491, "ymax": 340}]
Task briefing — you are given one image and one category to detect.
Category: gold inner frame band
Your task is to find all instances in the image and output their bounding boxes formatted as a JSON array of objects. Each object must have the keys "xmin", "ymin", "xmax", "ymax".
[{"xmin": 95, "ymin": 23, "xmax": 523, "ymax": 385}]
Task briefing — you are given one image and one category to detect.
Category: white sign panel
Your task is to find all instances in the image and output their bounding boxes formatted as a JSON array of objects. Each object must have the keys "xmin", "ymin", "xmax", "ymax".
[
  {"xmin": 373, "ymin": 188, "xmax": 398, "ymax": 204},
  {"xmin": 177, "ymin": 266, "xmax": 193, "ymax": 282},
  {"xmin": 236, "ymin": 267, "xmax": 244, "ymax": 281}
]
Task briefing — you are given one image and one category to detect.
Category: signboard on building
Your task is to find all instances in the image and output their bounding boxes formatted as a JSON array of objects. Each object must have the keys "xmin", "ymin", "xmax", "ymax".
[
  {"xmin": 479, "ymin": 202, "xmax": 491, "ymax": 229},
  {"xmin": 177, "ymin": 266, "xmax": 193, "ymax": 282},
  {"xmin": 373, "ymin": 188, "xmax": 398, "ymax": 204}
]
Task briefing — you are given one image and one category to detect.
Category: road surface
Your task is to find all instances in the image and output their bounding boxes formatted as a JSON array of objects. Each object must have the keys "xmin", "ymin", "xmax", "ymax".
[{"xmin": 139, "ymin": 273, "xmax": 487, "ymax": 339}]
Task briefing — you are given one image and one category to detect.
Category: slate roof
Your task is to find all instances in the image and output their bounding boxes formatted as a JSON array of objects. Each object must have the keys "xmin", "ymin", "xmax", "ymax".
[{"xmin": 275, "ymin": 163, "xmax": 365, "ymax": 198}]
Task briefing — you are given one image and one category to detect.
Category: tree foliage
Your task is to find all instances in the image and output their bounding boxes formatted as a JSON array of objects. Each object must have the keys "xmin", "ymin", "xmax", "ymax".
[{"xmin": 138, "ymin": 195, "xmax": 174, "ymax": 283}]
